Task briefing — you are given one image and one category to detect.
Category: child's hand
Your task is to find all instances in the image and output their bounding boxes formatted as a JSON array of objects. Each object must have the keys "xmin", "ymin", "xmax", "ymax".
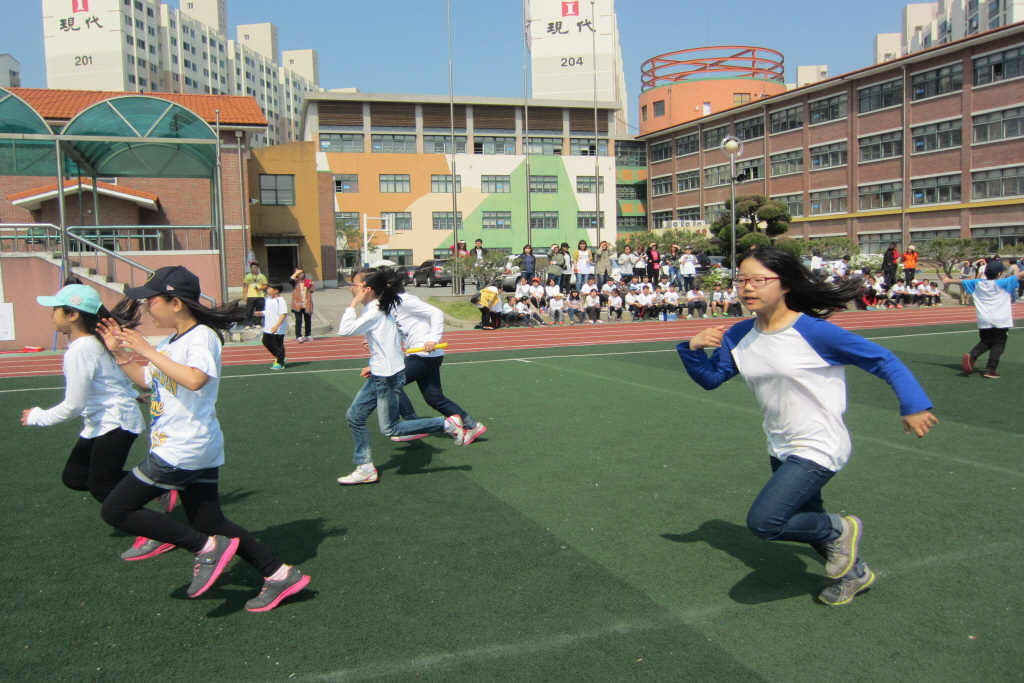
[
  {"xmin": 360, "ymin": 366, "xmax": 372, "ymax": 378},
  {"xmin": 903, "ymin": 410, "xmax": 939, "ymax": 437},
  {"xmin": 110, "ymin": 326, "xmax": 156, "ymax": 359},
  {"xmin": 689, "ymin": 326, "xmax": 728, "ymax": 351},
  {"xmin": 96, "ymin": 318, "xmax": 124, "ymax": 354},
  {"xmin": 21, "ymin": 409, "xmax": 33, "ymax": 425},
  {"xmin": 271, "ymin": 326, "xmax": 279, "ymax": 334}
]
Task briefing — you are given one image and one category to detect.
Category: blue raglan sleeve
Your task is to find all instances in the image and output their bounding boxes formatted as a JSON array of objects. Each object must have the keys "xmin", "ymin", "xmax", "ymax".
[
  {"xmin": 676, "ymin": 320, "xmax": 751, "ymax": 390},
  {"xmin": 960, "ymin": 278, "xmax": 979, "ymax": 295},
  {"xmin": 796, "ymin": 317, "xmax": 932, "ymax": 416},
  {"xmin": 997, "ymin": 276, "xmax": 1019, "ymax": 294}
]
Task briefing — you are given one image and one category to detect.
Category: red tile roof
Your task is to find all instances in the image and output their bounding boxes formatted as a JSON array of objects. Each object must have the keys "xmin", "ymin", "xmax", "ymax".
[
  {"xmin": 7, "ymin": 179, "xmax": 159, "ymax": 203},
  {"xmin": 8, "ymin": 88, "xmax": 268, "ymax": 127}
]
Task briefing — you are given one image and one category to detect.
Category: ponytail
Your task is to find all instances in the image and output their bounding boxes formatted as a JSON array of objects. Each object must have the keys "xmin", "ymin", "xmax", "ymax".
[
  {"xmin": 62, "ymin": 297, "xmax": 142, "ymax": 353},
  {"xmin": 361, "ymin": 267, "xmax": 405, "ymax": 317}
]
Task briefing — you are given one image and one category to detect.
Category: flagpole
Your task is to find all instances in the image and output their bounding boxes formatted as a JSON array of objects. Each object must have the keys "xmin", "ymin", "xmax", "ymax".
[{"xmin": 523, "ymin": 0, "xmax": 533, "ymax": 247}]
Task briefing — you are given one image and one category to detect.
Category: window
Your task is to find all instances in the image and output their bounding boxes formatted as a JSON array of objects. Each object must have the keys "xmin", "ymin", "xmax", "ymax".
[
  {"xmin": 809, "ymin": 94, "xmax": 847, "ymax": 125},
  {"xmin": 773, "ymin": 193, "xmax": 803, "ymax": 217},
  {"xmin": 615, "ymin": 140, "xmax": 646, "ymax": 166},
  {"xmin": 259, "ymin": 175, "xmax": 295, "ymax": 205},
  {"xmin": 809, "ymin": 142, "xmax": 847, "ymax": 170},
  {"xmin": 576, "ymin": 212, "xmax": 605, "ymax": 229},
  {"xmin": 770, "ymin": 150, "xmax": 803, "ymax": 176},
  {"xmin": 381, "ymin": 212, "xmax": 412, "ymax": 231},
  {"xmin": 337, "ymin": 211, "xmax": 360, "ymax": 232},
  {"xmin": 650, "ymin": 141, "xmax": 672, "ymax": 162},
  {"xmin": 677, "ymin": 170, "xmax": 699, "ymax": 192},
  {"xmin": 616, "ymin": 184, "xmax": 646, "ymax": 199},
  {"xmin": 912, "ymin": 63, "xmax": 963, "ymax": 99},
  {"xmin": 380, "ymin": 174, "xmax": 411, "ymax": 193},
  {"xmin": 913, "ymin": 119, "xmax": 963, "ymax": 152},
  {"xmin": 971, "ymin": 225, "xmax": 1024, "ymax": 249},
  {"xmin": 770, "ymin": 106, "xmax": 803, "ymax": 134},
  {"xmin": 430, "ymin": 175, "xmax": 462, "ymax": 193},
  {"xmin": 809, "ymin": 189, "xmax": 847, "ymax": 215},
  {"xmin": 973, "ymin": 46, "xmax": 1024, "ymax": 85},
  {"xmin": 653, "ymin": 100, "xmax": 666, "ymax": 117},
  {"xmin": 371, "ymin": 134, "xmax": 416, "ymax": 153},
  {"xmin": 859, "ymin": 182, "xmax": 903, "ymax": 209},
  {"xmin": 704, "ymin": 203, "xmax": 728, "ymax": 223},
  {"xmin": 859, "ymin": 131, "xmax": 903, "ymax": 161},
  {"xmin": 650, "ymin": 210, "xmax": 673, "ymax": 227},
  {"xmin": 704, "ymin": 125, "xmax": 729, "ymax": 150},
  {"xmin": 910, "ymin": 228, "xmax": 959, "ymax": 241},
  {"xmin": 432, "ymin": 212, "xmax": 463, "ymax": 230},
  {"xmin": 651, "ymin": 176, "xmax": 673, "ymax": 196},
  {"xmin": 641, "ymin": 105, "xmax": 648, "ymax": 121},
  {"xmin": 570, "ymin": 138, "xmax": 608, "ymax": 156},
  {"xmin": 576, "ymin": 176, "xmax": 605, "ymax": 193},
  {"xmin": 735, "ymin": 116, "xmax": 764, "ymax": 141},
  {"xmin": 859, "ymin": 80, "xmax": 903, "ymax": 113},
  {"xmin": 481, "ymin": 175, "xmax": 511, "ymax": 193},
  {"xmin": 424, "ymin": 135, "xmax": 467, "ymax": 153},
  {"xmin": 733, "ymin": 93, "xmax": 751, "ymax": 106},
  {"xmin": 911, "ymin": 174, "xmax": 961, "ymax": 204},
  {"xmin": 858, "ymin": 231, "xmax": 903, "ymax": 254},
  {"xmin": 737, "ymin": 157, "xmax": 764, "ymax": 181},
  {"xmin": 973, "ymin": 106, "xmax": 1023, "ymax": 143},
  {"xmin": 473, "ymin": 136, "xmax": 515, "ymax": 154},
  {"xmin": 972, "ymin": 166, "xmax": 1024, "ymax": 199},
  {"xmin": 530, "ymin": 212, "xmax": 559, "ymax": 230},
  {"xmin": 675, "ymin": 133, "xmax": 699, "ymax": 156},
  {"xmin": 482, "ymin": 211, "xmax": 512, "ymax": 229},
  {"xmin": 527, "ymin": 137, "xmax": 563, "ymax": 155},
  {"xmin": 677, "ymin": 207, "xmax": 701, "ymax": 221},
  {"xmin": 704, "ymin": 164, "xmax": 730, "ymax": 187},
  {"xmin": 333, "ymin": 174, "xmax": 358, "ymax": 193},
  {"xmin": 617, "ymin": 216, "xmax": 646, "ymax": 231},
  {"xmin": 529, "ymin": 175, "xmax": 558, "ymax": 193},
  {"xmin": 381, "ymin": 249, "xmax": 415, "ymax": 266}
]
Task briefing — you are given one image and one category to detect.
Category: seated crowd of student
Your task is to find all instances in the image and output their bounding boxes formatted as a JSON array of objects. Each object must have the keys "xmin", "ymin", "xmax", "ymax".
[{"xmin": 854, "ymin": 271, "xmax": 945, "ymax": 310}]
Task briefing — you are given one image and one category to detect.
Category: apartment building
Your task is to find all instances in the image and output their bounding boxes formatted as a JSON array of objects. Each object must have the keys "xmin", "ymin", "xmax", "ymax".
[{"xmin": 875, "ymin": 0, "xmax": 1024, "ymax": 61}]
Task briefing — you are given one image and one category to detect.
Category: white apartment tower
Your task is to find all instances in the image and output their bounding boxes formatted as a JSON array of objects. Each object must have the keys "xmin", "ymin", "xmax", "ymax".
[
  {"xmin": 0, "ymin": 54, "xmax": 20, "ymax": 88},
  {"xmin": 41, "ymin": 0, "xmax": 318, "ymax": 146},
  {"xmin": 875, "ymin": 0, "xmax": 1024, "ymax": 62}
]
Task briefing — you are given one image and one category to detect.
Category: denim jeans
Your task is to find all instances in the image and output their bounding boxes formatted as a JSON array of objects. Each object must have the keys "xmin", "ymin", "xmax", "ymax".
[
  {"xmin": 668, "ymin": 266, "xmax": 681, "ymax": 287},
  {"xmin": 346, "ymin": 371, "xmax": 446, "ymax": 465},
  {"xmin": 398, "ymin": 355, "xmax": 477, "ymax": 429},
  {"xmin": 746, "ymin": 455, "xmax": 843, "ymax": 546}
]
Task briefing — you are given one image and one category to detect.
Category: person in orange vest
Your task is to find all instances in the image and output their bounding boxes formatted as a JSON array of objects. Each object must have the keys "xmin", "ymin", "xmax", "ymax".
[{"xmin": 902, "ymin": 245, "xmax": 919, "ymax": 284}]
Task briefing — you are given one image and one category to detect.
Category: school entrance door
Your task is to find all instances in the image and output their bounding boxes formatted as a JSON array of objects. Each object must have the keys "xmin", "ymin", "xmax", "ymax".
[{"xmin": 264, "ymin": 238, "xmax": 298, "ymax": 283}]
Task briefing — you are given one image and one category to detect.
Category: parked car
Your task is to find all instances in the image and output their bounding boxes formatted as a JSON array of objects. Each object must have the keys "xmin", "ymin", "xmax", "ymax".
[
  {"xmin": 398, "ymin": 264, "xmax": 417, "ymax": 284},
  {"xmin": 500, "ymin": 253, "xmax": 550, "ymax": 291},
  {"xmin": 412, "ymin": 259, "xmax": 452, "ymax": 287}
]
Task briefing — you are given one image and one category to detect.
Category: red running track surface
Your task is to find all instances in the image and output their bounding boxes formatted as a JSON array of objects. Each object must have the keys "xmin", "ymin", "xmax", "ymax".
[{"xmin": 1, "ymin": 305, "xmax": 1015, "ymax": 379}]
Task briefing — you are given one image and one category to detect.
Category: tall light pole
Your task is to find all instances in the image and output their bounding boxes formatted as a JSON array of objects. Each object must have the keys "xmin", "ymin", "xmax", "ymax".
[{"xmin": 720, "ymin": 135, "xmax": 743, "ymax": 280}]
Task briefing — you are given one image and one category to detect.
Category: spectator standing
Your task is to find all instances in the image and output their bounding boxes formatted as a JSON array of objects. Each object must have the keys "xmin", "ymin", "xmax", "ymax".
[
  {"xmin": 646, "ymin": 243, "xmax": 661, "ymax": 282},
  {"xmin": 882, "ymin": 243, "xmax": 900, "ymax": 287},
  {"xmin": 260, "ymin": 282, "xmax": 288, "ymax": 370},
  {"xmin": 680, "ymin": 246, "xmax": 699, "ymax": 292},
  {"xmin": 518, "ymin": 244, "xmax": 537, "ymax": 284},
  {"xmin": 289, "ymin": 268, "xmax": 314, "ymax": 343},
  {"xmin": 574, "ymin": 240, "xmax": 594, "ymax": 290},
  {"xmin": 242, "ymin": 263, "xmax": 267, "ymax": 329},
  {"xmin": 558, "ymin": 243, "xmax": 573, "ymax": 293},
  {"xmin": 943, "ymin": 263, "xmax": 1024, "ymax": 379},
  {"xmin": 664, "ymin": 245, "xmax": 682, "ymax": 288},
  {"xmin": 594, "ymin": 241, "xmax": 614, "ymax": 286},
  {"xmin": 634, "ymin": 249, "xmax": 648, "ymax": 280},
  {"xmin": 901, "ymin": 246, "xmax": 919, "ymax": 284},
  {"xmin": 618, "ymin": 245, "xmax": 638, "ymax": 282},
  {"xmin": 546, "ymin": 244, "xmax": 563, "ymax": 287}
]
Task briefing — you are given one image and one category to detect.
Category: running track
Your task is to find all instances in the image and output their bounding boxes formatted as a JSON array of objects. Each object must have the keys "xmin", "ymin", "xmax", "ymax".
[{"xmin": 2, "ymin": 305, "xmax": 1018, "ymax": 379}]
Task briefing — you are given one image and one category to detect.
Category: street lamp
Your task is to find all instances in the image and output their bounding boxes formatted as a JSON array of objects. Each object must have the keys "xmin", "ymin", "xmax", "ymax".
[{"xmin": 720, "ymin": 135, "xmax": 744, "ymax": 280}]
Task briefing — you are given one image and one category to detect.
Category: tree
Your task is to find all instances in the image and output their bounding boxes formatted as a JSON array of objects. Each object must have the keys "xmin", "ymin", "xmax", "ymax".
[
  {"xmin": 806, "ymin": 236, "xmax": 856, "ymax": 259},
  {"xmin": 616, "ymin": 229, "xmax": 713, "ymax": 255},
  {"xmin": 772, "ymin": 236, "xmax": 805, "ymax": 259},
  {"xmin": 738, "ymin": 232, "xmax": 771, "ymax": 250},
  {"xmin": 921, "ymin": 238, "xmax": 995, "ymax": 291},
  {"xmin": 710, "ymin": 194, "xmax": 791, "ymax": 240},
  {"xmin": 335, "ymin": 216, "xmax": 378, "ymax": 267}
]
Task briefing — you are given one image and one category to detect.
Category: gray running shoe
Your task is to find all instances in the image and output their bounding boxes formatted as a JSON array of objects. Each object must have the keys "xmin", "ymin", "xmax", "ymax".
[
  {"xmin": 824, "ymin": 515, "xmax": 862, "ymax": 578},
  {"xmin": 245, "ymin": 567, "xmax": 311, "ymax": 612},
  {"xmin": 187, "ymin": 536, "xmax": 240, "ymax": 598},
  {"xmin": 819, "ymin": 565, "xmax": 876, "ymax": 606},
  {"xmin": 122, "ymin": 536, "xmax": 176, "ymax": 561}
]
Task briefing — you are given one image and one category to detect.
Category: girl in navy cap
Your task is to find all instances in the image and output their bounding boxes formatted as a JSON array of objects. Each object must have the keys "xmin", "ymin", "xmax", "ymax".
[
  {"xmin": 97, "ymin": 266, "xmax": 310, "ymax": 612},
  {"xmin": 22, "ymin": 284, "xmax": 149, "ymax": 508}
]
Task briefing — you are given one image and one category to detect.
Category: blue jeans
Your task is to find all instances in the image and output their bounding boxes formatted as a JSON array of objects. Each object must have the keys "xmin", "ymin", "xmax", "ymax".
[
  {"xmin": 346, "ymin": 372, "xmax": 446, "ymax": 465},
  {"xmin": 668, "ymin": 266, "xmax": 681, "ymax": 287},
  {"xmin": 746, "ymin": 456, "xmax": 843, "ymax": 547}
]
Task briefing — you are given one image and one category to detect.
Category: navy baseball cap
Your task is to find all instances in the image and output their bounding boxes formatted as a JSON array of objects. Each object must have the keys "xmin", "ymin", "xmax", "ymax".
[{"xmin": 124, "ymin": 266, "xmax": 202, "ymax": 300}]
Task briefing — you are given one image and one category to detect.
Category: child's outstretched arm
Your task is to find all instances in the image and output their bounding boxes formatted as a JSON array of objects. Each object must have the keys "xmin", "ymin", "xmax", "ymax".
[{"xmin": 676, "ymin": 323, "xmax": 744, "ymax": 390}]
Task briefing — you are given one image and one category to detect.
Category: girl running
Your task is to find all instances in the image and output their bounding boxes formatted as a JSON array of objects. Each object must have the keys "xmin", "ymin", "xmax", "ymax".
[
  {"xmin": 337, "ymin": 268, "xmax": 467, "ymax": 485},
  {"xmin": 677, "ymin": 248, "xmax": 938, "ymax": 606},
  {"xmin": 98, "ymin": 266, "xmax": 309, "ymax": 612},
  {"xmin": 22, "ymin": 284, "xmax": 148, "ymax": 506}
]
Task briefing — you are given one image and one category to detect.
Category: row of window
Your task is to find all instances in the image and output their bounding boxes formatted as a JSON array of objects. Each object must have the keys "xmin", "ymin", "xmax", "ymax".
[
  {"xmin": 332, "ymin": 174, "xmax": 608, "ymax": 195},
  {"xmin": 335, "ymin": 211, "xmax": 606, "ymax": 231},
  {"xmin": 319, "ymin": 133, "xmax": 612, "ymax": 156}
]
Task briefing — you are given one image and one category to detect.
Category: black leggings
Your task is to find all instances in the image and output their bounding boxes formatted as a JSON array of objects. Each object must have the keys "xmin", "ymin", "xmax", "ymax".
[
  {"xmin": 293, "ymin": 308, "xmax": 311, "ymax": 338},
  {"xmin": 100, "ymin": 474, "xmax": 282, "ymax": 577},
  {"xmin": 62, "ymin": 428, "xmax": 138, "ymax": 503}
]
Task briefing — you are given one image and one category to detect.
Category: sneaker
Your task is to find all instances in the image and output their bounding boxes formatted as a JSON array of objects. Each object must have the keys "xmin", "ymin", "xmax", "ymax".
[
  {"xmin": 818, "ymin": 565, "xmax": 876, "ymax": 606},
  {"xmin": 391, "ymin": 433, "xmax": 429, "ymax": 442},
  {"xmin": 245, "ymin": 566, "xmax": 311, "ymax": 613},
  {"xmin": 298, "ymin": 337, "xmax": 307, "ymax": 343},
  {"xmin": 702, "ymin": 314, "xmax": 709, "ymax": 318},
  {"xmin": 462, "ymin": 422, "xmax": 487, "ymax": 445},
  {"xmin": 982, "ymin": 370, "xmax": 1000, "ymax": 379},
  {"xmin": 157, "ymin": 489, "xmax": 178, "ymax": 514},
  {"xmin": 686, "ymin": 314, "xmax": 693, "ymax": 319},
  {"xmin": 445, "ymin": 414, "xmax": 467, "ymax": 445},
  {"xmin": 187, "ymin": 535, "xmax": 240, "ymax": 598},
  {"xmin": 305, "ymin": 336, "xmax": 313, "ymax": 342},
  {"xmin": 824, "ymin": 516, "xmax": 862, "ymax": 578},
  {"xmin": 337, "ymin": 467, "xmax": 379, "ymax": 485},
  {"xmin": 271, "ymin": 363, "xmax": 285, "ymax": 371},
  {"xmin": 961, "ymin": 354, "xmax": 976, "ymax": 373},
  {"xmin": 121, "ymin": 536, "xmax": 176, "ymax": 561}
]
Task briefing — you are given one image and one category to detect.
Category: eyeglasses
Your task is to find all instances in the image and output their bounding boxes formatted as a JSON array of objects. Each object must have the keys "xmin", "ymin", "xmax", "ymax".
[{"xmin": 735, "ymin": 276, "xmax": 781, "ymax": 288}]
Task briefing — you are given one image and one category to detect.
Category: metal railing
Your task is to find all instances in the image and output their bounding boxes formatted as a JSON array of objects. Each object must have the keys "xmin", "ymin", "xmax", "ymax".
[
  {"xmin": 67, "ymin": 225, "xmax": 213, "ymax": 253},
  {"xmin": 0, "ymin": 223, "xmax": 217, "ymax": 306}
]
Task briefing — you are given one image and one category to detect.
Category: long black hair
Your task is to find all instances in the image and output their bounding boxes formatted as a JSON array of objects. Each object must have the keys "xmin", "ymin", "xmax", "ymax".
[
  {"xmin": 151, "ymin": 293, "xmax": 245, "ymax": 343},
  {"xmin": 361, "ymin": 267, "xmax": 405, "ymax": 316},
  {"xmin": 61, "ymin": 297, "xmax": 141, "ymax": 352},
  {"xmin": 741, "ymin": 247, "xmax": 861, "ymax": 319}
]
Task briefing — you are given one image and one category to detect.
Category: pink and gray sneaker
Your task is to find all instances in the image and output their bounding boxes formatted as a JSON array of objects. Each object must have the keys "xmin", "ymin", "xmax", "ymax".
[
  {"xmin": 187, "ymin": 535, "xmax": 240, "ymax": 598},
  {"xmin": 122, "ymin": 536, "xmax": 177, "ymax": 561},
  {"xmin": 462, "ymin": 422, "xmax": 487, "ymax": 445},
  {"xmin": 391, "ymin": 433, "xmax": 429, "ymax": 442},
  {"xmin": 444, "ymin": 415, "xmax": 467, "ymax": 445}
]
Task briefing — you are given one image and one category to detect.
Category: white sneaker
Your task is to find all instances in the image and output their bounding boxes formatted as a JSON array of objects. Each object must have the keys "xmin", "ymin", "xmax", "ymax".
[
  {"xmin": 337, "ymin": 467, "xmax": 378, "ymax": 485},
  {"xmin": 305, "ymin": 336, "xmax": 313, "ymax": 342},
  {"xmin": 445, "ymin": 415, "xmax": 467, "ymax": 445},
  {"xmin": 686, "ymin": 314, "xmax": 693, "ymax": 319},
  {"xmin": 702, "ymin": 314, "xmax": 709, "ymax": 318},
  {"xmin": 462, "ymin": 422, "xmax": 487, "ymax": 445},
  {"xmin": 298, "ymin": 337, "xmax": 306, "ymax": 343},
  {"xmin": 391, "ymin": 433, "xmax": 428, "ymax": 442}
]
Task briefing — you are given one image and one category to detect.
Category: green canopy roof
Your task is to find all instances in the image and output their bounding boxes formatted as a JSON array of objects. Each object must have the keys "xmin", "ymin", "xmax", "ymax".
[{"xmin": 0, "ymin": 90, "xmax": 57, "ymax": 176}]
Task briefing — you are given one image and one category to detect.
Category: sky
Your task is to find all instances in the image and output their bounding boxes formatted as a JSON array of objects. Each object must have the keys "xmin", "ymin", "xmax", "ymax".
[{"xmin": 2, "ymin": 0, "xmax": 911, "ymax": 134}]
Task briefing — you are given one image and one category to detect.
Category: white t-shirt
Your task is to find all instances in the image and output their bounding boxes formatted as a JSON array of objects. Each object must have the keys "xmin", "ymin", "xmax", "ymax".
[
  {"xmin": 515, "ymin": 283, "xmax": 531, "ymax": 299},
  {"xmin": 145, "ymin": 325, "xmax": 223, "ymax": 469},
  {"xmin": 580, "ymin": 283, "xmax": 598, "ymax": 295},
  {"xmin": 608, "ymin": 295, "xmax": 623, "ymax": 308},
  {"xmin": 549, "ymin": 296, "xmax": 564, "ymax": 311},
  {"xmin": 27, "ymin": 335, "xmax": 144, "ymax": 438},
  {"xmin": 339, "ymin": 300, "xmax": 405, "ymax": 377},
  {"xmin": 585, "ymin": 294, "xmax": 601, "ymax": 308},
  {"xmin": 576, "ymin": 250, "xmax": 593, "ymax": 274},
  {"xmin": 515, "ymin": 301, "xmax": 531, "ymax": 315},
  {"xmin": 962, "ymin": 277, "xmax": 1018, "ymax": 329},
  {"xmin": 638, "ymin": 293, "xmax": 654, "ymax": 306},
  {"xmin": 680, "ymin": 254, "xmax": 698, "ymax": 275},
  {"xmin": 711, "ymin": 289, "xmax": 727, "ymax": 302},
  {"xmin": 686, "ymin": 290, "xmax": 704, "ymax": 302},
  {"xmin": 395, "ymin": 293, "xmax": 445, "ymax": 358},
  {"xmin": 811, "ymin": 256, "xmax": 823, "ymax": 270},
  {"xmin": 545, "ymin": 285, "xmax": 561, "ymax": 298},
  {"xmin": 529, "ymin": 285, "xmax": 545, "ymax": 299},
  {"xmin": 664, "ymin": 291, "xmax": 681, "ymax": 305},
  {"xmin": 262, "ymin": 295, "xmax": 289, "ymax": 334},
  {"xmin": 625, "ymin": 293, "xmax": 640, "ymax": 306}
]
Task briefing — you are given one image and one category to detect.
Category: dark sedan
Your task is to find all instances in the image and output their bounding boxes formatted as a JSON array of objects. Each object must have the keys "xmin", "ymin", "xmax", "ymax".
[{"xmin": 412, "ymin": 259, "xmax": 452, "ymax": 287}]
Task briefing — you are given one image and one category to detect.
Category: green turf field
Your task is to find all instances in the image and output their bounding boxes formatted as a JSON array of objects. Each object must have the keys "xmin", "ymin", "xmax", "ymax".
[{"xmin": 1, "ymin": 323, "xmax": 1022, "ymax": 683}]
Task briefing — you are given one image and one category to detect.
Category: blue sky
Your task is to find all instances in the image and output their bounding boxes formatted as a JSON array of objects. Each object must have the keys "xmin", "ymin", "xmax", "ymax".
[{"xmin": 3, "ymin": 0, "xmax": 909, "ymax": 133}]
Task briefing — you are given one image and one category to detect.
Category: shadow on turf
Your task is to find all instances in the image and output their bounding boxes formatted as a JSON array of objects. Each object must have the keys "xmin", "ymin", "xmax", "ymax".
[
  {"xmin": 377, "ymin": 441, "xmax": 473, "ymax": 476},
  {"xmin": 663, "ymin": 520, "xmax": 829, "ymax": 605}
]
